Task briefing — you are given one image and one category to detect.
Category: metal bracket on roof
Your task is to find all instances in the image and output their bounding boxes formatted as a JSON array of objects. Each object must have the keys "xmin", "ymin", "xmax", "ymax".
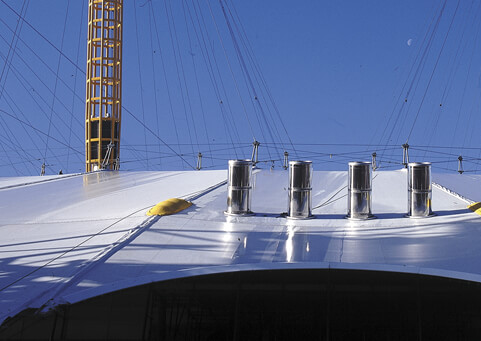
[
  {"xmin": 251, "ymin": 140, "xmax": 260, "ymax": 166},
  {"xmin": 372, "ymin": 152, "xmax": 377, "ymax": 171},
  {"xmin": 196, "ymin": 152, "xmax": 203, "ymax": 170},
  {"xmin": 402, "ymin": 143, "xmax": 409, "ymax": 168},
  {"xmin": 458, "ymin": 156, "xmax": 464, "ymax": 174}
]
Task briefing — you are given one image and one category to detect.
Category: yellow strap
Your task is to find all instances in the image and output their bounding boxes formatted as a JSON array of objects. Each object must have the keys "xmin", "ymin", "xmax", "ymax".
[
  {"xmin": 147, "ymin": 198, "xmax": 192, "ymax": 216},
  {"xmin": 467, "ymin": 202, "xmax": 481, "ymax": 216}
]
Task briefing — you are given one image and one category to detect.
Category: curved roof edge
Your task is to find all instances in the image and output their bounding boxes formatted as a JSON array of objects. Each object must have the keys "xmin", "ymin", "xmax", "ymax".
[{"xmin": 60, "ymin": 262, "xmax": 481, "ymax": 307}]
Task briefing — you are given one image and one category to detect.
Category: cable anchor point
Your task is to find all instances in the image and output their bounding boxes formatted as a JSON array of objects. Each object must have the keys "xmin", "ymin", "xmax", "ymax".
[
  {"xmin": 196, "ymin": 152, "xmax": 203, "ymax": 170},
  {"xmin": 251, "ymin": 141, "xmax": 260, "ymax": 166},
  {"xmin": 283, "ymin": 151, "xmax": 289, "ymax": 170},
  {"xmin": 372, "ymin": 152, "xmax": 377, "ymax": 171},
  {"xmin": 402, "ymin": 143, "xmax": 410, "ymax": 168},
  {"xmin": 458, "ymin": 156, "xmax": 464, "ymax": 174}
]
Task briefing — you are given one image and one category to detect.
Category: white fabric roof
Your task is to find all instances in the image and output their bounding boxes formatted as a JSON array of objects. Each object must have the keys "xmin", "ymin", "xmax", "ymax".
[{"xmin": 1, "ymin": 169, "xmax": 480, "ymax": 323}]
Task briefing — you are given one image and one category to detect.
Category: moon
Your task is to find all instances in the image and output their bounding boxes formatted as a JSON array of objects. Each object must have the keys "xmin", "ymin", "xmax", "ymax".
[{"xmin": 407, "ymin": 38, "xmax": 413, "ymax": 46}]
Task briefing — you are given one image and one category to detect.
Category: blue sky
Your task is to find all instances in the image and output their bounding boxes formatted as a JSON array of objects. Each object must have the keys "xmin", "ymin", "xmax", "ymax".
[{"xmin": 0, "ymin": 0, "xmax": 480, "ymax": 176}]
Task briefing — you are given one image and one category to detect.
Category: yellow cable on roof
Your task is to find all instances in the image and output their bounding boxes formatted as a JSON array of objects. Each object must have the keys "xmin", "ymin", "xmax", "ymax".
[
  {"xmin": 147, "ymin": 198, "xmax": 192, "ymax": 216},
  {"xmin": 467, "ymin": 202, "xmax": 481, "ymax": 216}
]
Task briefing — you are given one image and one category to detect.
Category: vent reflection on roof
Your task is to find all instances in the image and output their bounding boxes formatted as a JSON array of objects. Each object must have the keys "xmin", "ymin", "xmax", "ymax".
[{"xmin": 224, "ymin": 160, "xmax": 435, "ymax": 219}]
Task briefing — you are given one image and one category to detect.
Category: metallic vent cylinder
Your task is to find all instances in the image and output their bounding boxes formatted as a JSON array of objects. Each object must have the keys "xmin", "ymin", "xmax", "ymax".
[
  {"xmin": 347, "ymin": 162, "xmax": 374, "ymax": 220},
  {"xmin": 288, "ymin": 161, "xmax": 312, "ymax": 219},
  {"xmin": 226, "ymin": 160, "xmax": 253, "ymax": 215},
  {"xmin": 407, "ymin": 162, "xmax": 433, "ymax": 218}
]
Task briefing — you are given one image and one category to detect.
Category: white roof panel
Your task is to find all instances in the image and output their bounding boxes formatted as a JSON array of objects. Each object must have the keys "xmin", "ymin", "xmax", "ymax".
[{"xmin": 0, "ymin": 169, "xmax": 480, "ymax": 323}]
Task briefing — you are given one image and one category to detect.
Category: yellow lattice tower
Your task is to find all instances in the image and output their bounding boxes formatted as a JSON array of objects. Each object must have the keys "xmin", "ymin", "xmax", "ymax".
[{"xmin": 85, "ymin": 0, "xmax": 123, "ymax": 172}]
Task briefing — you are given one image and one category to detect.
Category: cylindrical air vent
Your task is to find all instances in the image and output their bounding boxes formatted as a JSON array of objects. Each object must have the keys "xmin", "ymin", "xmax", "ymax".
[
  {"xmin": 226, "ymin": 160, "xmax": 253, "ymax": 215},
  {"xmin": 288, "ymin": 161, "xmax": 312, "ymax": 219},
  {"xmin": 347, "ymin": 162, "xmax": 374, "ymax": 220},
  {"xmin": 407, "ymin": 162, "xmax": 433, "ymax": 218}
]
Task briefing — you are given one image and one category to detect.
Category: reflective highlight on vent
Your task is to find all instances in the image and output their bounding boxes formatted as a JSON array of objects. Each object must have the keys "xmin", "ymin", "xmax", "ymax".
[
  {"xmin": 407, "ymin": 162, "xmax": 433, "ymax": 218},
  {"xmin": 347, "ymin": 162, "xmax": 374, "ymax": 220},
  {"xmin": 287, "ymin": 161, "xmax": 313, "ymax": 219},
  {"xmin": 226, "ymin": 160, "xmax": 253, "ymax": 215}
]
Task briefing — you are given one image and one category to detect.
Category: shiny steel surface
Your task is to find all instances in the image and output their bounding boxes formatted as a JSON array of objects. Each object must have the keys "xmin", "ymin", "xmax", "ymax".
[
  {"xmin": 288, "ymin": 161, "xmax": 312, "ymax": 218},
  {"xmin": 347, "ymin": 162, "xmax": 373, "ymax": 219},
  {"xmin": 226, "ymin": 160, "xmax": 253, "ymax": 215},
  {"xmin": 2, "ymin": 169, "xmax": 481, "ymax": 325},
  {"xmin": 408, "ymin": 162, "xmax": 433, "ymax": 217}
]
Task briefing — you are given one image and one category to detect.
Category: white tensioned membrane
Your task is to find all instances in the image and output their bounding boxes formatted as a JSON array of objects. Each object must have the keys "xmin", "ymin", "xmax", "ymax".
[{"xmin": 0, "ymin": 169, "xmax": 481, "ymax": 324}]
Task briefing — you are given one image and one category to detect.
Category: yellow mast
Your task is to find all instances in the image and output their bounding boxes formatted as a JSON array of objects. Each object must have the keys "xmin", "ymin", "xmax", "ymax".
[{"xmin": 85, "ymin": 0, "xmax": 123, "ymax": 172}]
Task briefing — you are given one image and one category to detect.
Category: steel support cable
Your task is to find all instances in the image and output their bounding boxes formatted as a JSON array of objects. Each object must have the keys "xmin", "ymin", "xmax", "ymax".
[
  {"xmin": 403, "ymin": 0, "xmax": 447, "ymax": 106},
  {"xmin": 0, "ymin": 9, "xmax": 98, "ymax": 170},
  {"xmin": 166, "ymin": 0, "xmax": 200, "ymax": 155},
  {"xmin": 376, "ymin": 0, "xmax": 443, "ymax": 147},
  {"xmin": 382, "ymin": 5, "xmax": 447, "ymax": 165},
  {"xmin": 414, "ymin": 144, "xmax": 481, "ymax": 150},
  {"xmin": 124, "ymin": 142, "xmax": 251, "ymax": 147},
  {"xmin": 0, "ymin": 49, "xmax": 84, "ymax": 150},
  {"xmin": 0, "ymin": 20, "xmax": 85, "ymax": 132},
  {"xmin": 285, "ymin": 146, "xmax": 398, "ymax": 157},
  {"xmin": 149, "ymin": 2, "xmax": 183, "ymax": 164},
  {"xmin": 433, "ymin": 1, "xmax": 475, "ymax": 112},
  {"xmin": 208, "ymin": 35, "xmax": 244, "ymax": 151},
  {"xmin": 189, "ymin": 0, "xmax": 241, "ymax": 156},
  {"xmin": 0, "ymin": 0, "xmax": 28, "ymax": 100},
  {"xmin": 122, "ymin": 106, "xmax": 196, "ymax": 169},
  {"xmin": 465, "ymin": 98, "xmax": 481, "ymax": 152},
  {"xmin": 205, "ymin": 0, "xmax": 257, "ymax": 142},
  {"xmin": 146, "ymin": 4, "xmax": 162, "ymax": 168},
  {"xmin": 183, "ymin": 0, "xmax": 237, "ymax": 155},
  {"xmin": 0, "ymin": 109, "xmax": 82, "ymax": 155},
  {"xmin": 0, "ymin": 1, "xmax": 29, "ymax": 175},
  {"xmin": 0, "ymin": 119, "xmax": 21, "ymax": 174},
  {"xmin": 0, "ymin": 0, "xmax": 83, "ymax": 73},
  {"xmin": 181, "ymin": 0, "xmax": 214, "ymax": 166},
  {"xmin": 391, "ymin": 43, "xmax": 434, "ymax": 147},
  {"xmin": 410, "ymin": 147, "xmax": 467, "ymax": 158},
  {"xmin": 270, "ymin": 142, "xmax": 399, "ymax": 147},
  {"xmin": 0, "ymin": 88, "xmax": 65, "ymax": 172},
  {"xmin": 43, "ymin": 0, "xmax": 70, "ymax": 165},
  {"xmin": 380, "ymin": 1, "xmax": 446, "ymax": 165},
  {"xmin": 187, "ymin": 0, "xmax": 240, "ymax": 145},
  {"xmin": 0, "ymin": 32, "xmax": 84, "ymax": 136},
  {"xmin": 0, "ymin": 44, "xmax": 46, "ymax": 155},
  {"xmin": 194, "ymin": 2, "xmax": 244, "ymax": 152},
  {"xmin": 426, "ymin": 3, "xmax": 479, "ymax": 161},
  {"xmin": 163, "ymin": 0, "xmax": 197, "ymax": 162},
  {"xmin": 222, "ymin": 1, "xmax": 284, "ymax": 158},
  {"xmin": 406, "ymin": 0, "xmax": 460, "ymax": 143},
  {"xmin": 391, "ymin": 19, "xmax": 443, "ymax": 146},
  {"xmin": 225, "ymin": 0, "xmax": 297, "ymax": 158},
  {"xmin": 0, "ymin": 157, "xmax": 45, "ymax": 169},
  {"xmin": 67, "ymin": 0, "xmax": 85, "ymax": 172},
  {"xmin": 433, "ymin": 7, "xmax": 481, "ymax": 161},
  {"xmin": 1, "ymin": 89, "xmax": 44, "ymax": 160},
  {"xmin": 218, "ymin": 0, "xmax": 275, "ymax": 161},
  {"xmin": 133, "ymin": 0, "xmax": 150, "ymax": 169},
  {"xmin": 452, "ymin": 13, "xmax": 481, "ymax": 152},
  {"xmin": 0, "ymin": 101, "xmax": 38, "ymax": 175},
  {"xmin": 441, "ymin": 1, "xmax": 480, "ymax": 104},
  {"xmin": 1, "ymin": 3, "xmax": 188, "ymax": 169}
]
